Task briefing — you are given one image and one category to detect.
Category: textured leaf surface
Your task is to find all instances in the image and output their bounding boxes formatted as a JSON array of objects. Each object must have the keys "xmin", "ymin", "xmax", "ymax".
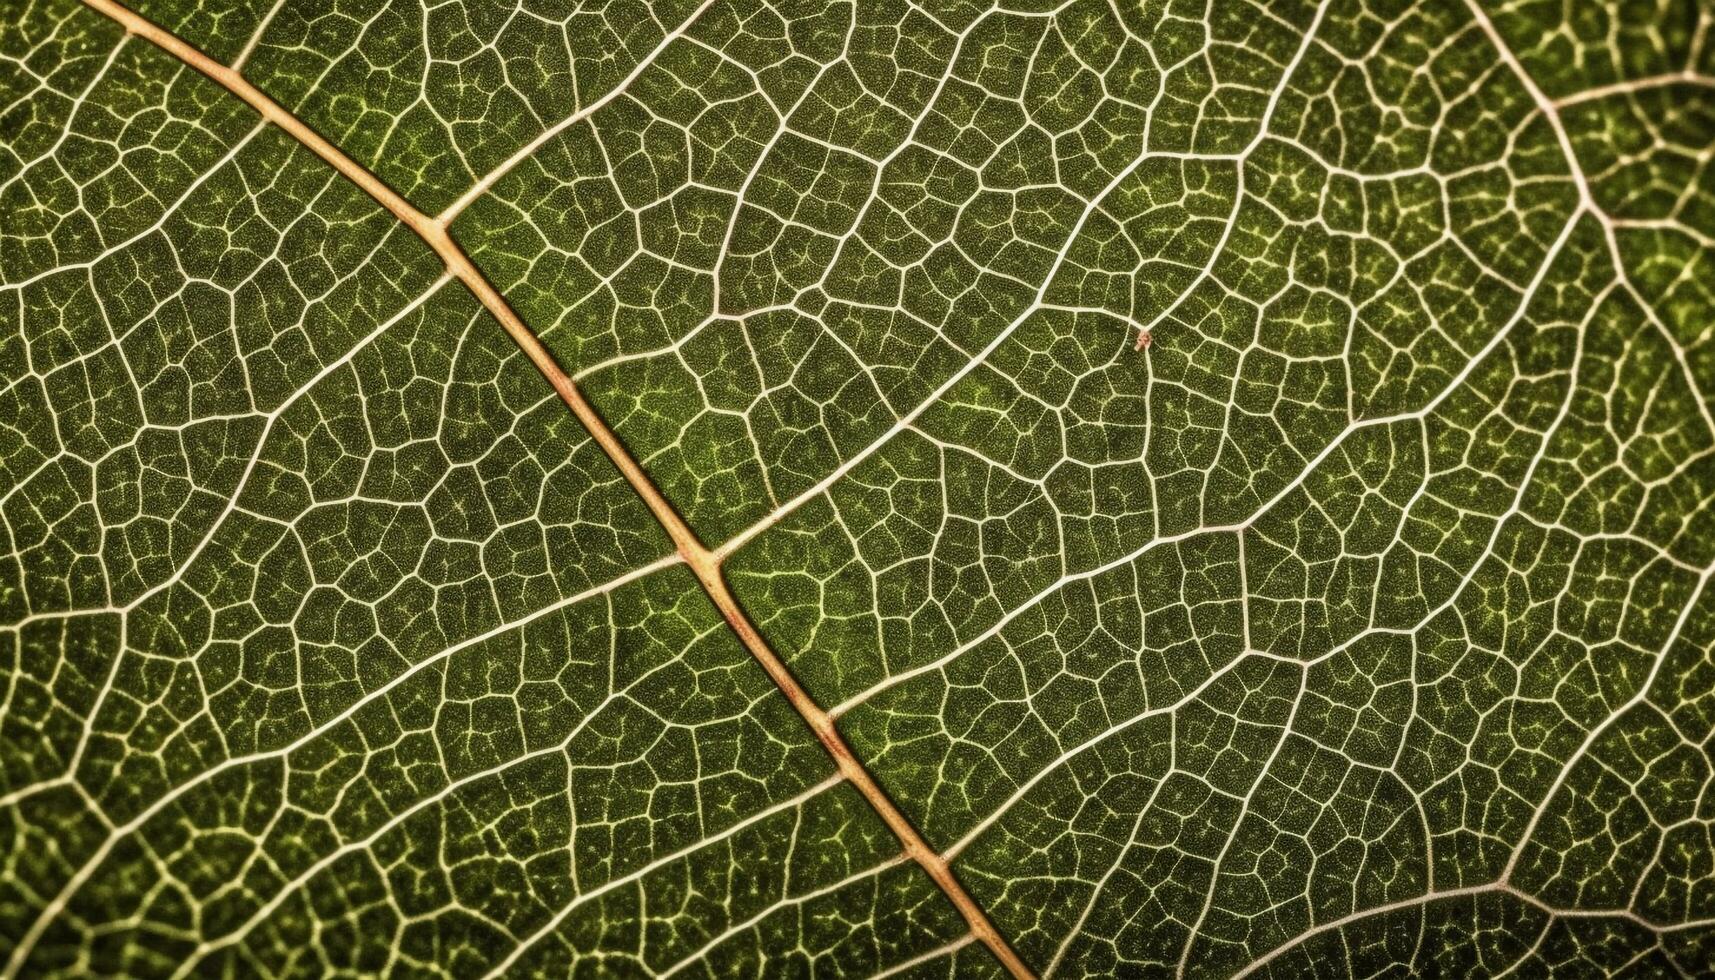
[{"xmin": 3, "ymin": 0, "xmax": 1714, "ymax": 975}]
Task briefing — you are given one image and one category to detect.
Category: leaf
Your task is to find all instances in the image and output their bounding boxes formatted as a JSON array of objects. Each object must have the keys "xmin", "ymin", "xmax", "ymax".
[{"xmin": 3, "ymin": 0, "xmax": 1714, "ymax": 976}]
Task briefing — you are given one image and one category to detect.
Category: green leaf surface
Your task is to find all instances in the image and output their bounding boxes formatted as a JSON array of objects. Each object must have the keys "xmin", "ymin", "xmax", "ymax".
[{"xmin": 3, "ymin": 0, "xmax": 1714, "ymax": 975}]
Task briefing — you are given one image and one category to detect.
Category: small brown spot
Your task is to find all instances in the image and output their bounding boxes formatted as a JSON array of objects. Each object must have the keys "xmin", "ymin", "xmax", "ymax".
[{"xmin": 1135, "ymin": 329, "xmax": 1152, "ymax": 351}]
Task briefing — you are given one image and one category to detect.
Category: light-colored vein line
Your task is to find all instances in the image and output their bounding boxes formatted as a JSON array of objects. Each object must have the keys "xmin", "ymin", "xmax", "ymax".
[
  {"xmin": 0, "ymin": 551, "xmax": 682, "ymax": 980},
  {"xmin": 939, "ymin": 200, "xmax": 1585, "ymax": 878},
  {"xmin": 875, "ymin": 933, "xmax": 981, "ymax": 978},
  {"xmin": 1552, "ymin": 70, "xmax": 1715, "ymax": 108},
  {"xmin": 67, "ymin": 0, "xmax": 693, "ymax": 575},
  {"xmin": 1174, "ymin": 667, "xmax": 1310, "ymax": 978},
  {"xmin": 831, "ymin": 98, "xmax": 1584, "ymax": 728},
  {"xmin": 927, "ymin": 178, "xmax": 1678, "ymax": 967},
  {"xmin": 654, "ymin": 856, "xmax": 909, "ymax": 979},
  {"xmin": 1468, "ymin": 0, "xmax": 1715, "ymax": 896},
  {"xmin": 3, "ymin": 119, "xmax": 268, "ymax": 291},
  {"xmin": 478, "ymin": 774, "xmax": 845, "ymax": 978},
  {"xmin": 0, "ymin": 273, "xmax": 452, "ymax": 813},
  {"xmin": 180, "ymin": 759, "xmax": 845, "ymax": 977},
  {"xmin": 229, "ymin": 0, "xmax": 285, "ymax": 71},
  {"xmin": 940, "ymin": 649, "xmax": 1286, "ymax": 863},
  {"xmin": 682, "ymin": 550, "xmax": 1034, "ymax": 978},
  {"xmin": 64, "ymin": 3, "xmax": 1033, "ymax": 977},
  {"xmin": 1462, "ymin": 0, "xmax": 1715, "ymax": 446},
  {"xmin": 432, "ymin": 0, "xmax": 720, "ymax": 227},
  {"xmin": 1501, "ymin": 565, "xmax": 1715, "ymax": 885},
  {"xmin": 711, "ymin": 0, "xmax": 1337, "ymax": 563},
  {"xmin": 0, "ymin": 30, "xmax": 130, "ymax": 202},
  {"xmin": 1043, "ymin": 757, "xmax": 1173, "ymax": 978},
  {"xmin": 1231, "ymin": 881, "xmax": 1715, "ymax": 980}
]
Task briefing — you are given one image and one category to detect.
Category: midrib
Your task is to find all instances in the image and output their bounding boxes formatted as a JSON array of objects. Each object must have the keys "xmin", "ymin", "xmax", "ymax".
[{"xmin": 67, "ymin": 0, "xmax": 1035, "ymax": 976}]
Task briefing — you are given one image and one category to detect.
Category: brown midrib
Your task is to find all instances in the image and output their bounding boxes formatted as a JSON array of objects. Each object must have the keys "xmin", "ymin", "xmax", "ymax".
[{"xmin": 78, "ymin": 0, "xmax": 1033, "ymax": 976}]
